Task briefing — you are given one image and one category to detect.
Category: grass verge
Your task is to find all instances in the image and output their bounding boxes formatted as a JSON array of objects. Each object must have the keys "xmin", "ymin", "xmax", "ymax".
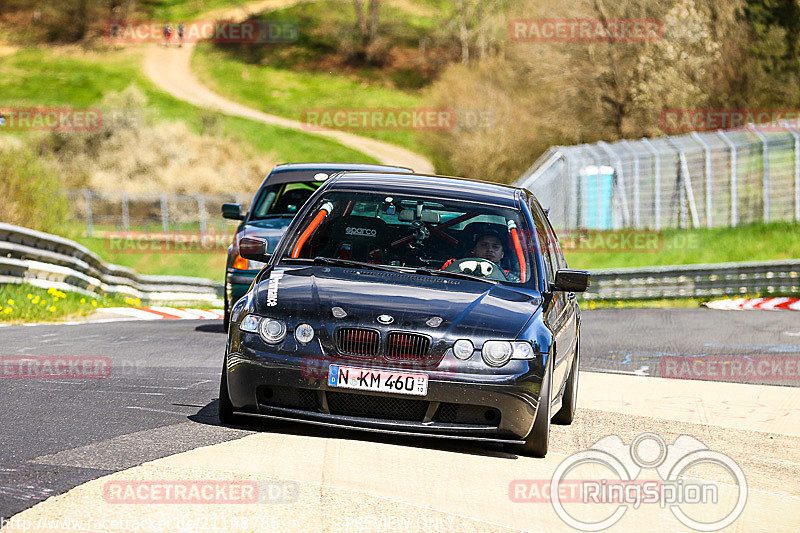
[
  {"xmin": 75, "ymin": 236, "xmax": 227, "ymax": 282},
  {"xmin": 0, "ymin": 47, "xmax": 377, "ymax": 165},
  {"xmin": 0, "ymin": 284, "xmax": 137, "ymax": 323},
  {"xmin": 191, "ymin": 0, "xmax": 442, "ymax": 156},
  {"xmin": 563, "ymin": 222, "xmax": 800, "ymax": 271}
]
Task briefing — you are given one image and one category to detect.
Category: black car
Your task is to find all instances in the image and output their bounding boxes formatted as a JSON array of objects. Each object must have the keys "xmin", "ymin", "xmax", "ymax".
[
  {"xmin": 219, "ymin": 171, "xmax": 589, "ymax": 456},
  {"xmin": 221, "ymin": 163, "xmax": 412, "ymax": 329}
]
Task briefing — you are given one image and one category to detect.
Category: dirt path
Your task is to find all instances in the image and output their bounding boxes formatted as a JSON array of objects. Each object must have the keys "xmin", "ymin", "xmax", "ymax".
[{"xmin": 142, "ymin": 0, "xmax": 434, "ymax": 173}]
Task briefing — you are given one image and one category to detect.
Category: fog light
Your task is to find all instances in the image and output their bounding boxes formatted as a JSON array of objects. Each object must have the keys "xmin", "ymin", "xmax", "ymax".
[
  {"xmin": 482, "ymin": 341, "xmax": 513, "ymax": 367},
  {"xmin": 453, "ymin": 339, "xmax": 474, "ymax": 360},
  {"xmin": 259, "ymin": 318, "xmax": 286, "ymax": 344},
  {"xmin": 295, "ymin": 323, "xmax": 315, "ymax": 344},
  {"xmin": 240, "ymin": 314, "xmax": 260, "ymax": 333}
]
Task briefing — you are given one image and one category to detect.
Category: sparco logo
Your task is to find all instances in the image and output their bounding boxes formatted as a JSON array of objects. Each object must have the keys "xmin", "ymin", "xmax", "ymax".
[{"xmin": 345, "ymin": 227, "xmax": 377, "ymax": 237}]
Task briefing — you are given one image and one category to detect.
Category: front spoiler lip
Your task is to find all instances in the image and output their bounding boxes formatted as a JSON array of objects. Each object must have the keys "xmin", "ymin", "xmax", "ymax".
[{"xmin": 233, "ymin": 409, "xmax": 525, "ymax": 445}]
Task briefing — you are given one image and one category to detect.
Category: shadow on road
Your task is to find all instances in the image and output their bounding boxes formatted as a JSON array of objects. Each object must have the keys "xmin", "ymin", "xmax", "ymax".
[
  {"xmin": 188, "ymin": 399, "xmax": 517, "ymax": 459},
  {"xmin": 195, "ymin": 323, "xmax": 226, "ymax": 334}
]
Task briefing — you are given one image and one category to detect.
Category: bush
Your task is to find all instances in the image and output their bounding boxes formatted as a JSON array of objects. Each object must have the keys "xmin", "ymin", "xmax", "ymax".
[{"xmin": 0, "ymin": 141, "xmax": 70, "ymax": 232}]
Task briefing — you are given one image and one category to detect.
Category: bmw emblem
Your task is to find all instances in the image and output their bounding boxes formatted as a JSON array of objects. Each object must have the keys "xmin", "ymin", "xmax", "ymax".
[{"xmin": 377, "ymin": 314, "xmax": 394, "ymax": 325}]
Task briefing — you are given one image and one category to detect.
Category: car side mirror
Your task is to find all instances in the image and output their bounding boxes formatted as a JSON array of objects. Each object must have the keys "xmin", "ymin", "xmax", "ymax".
[
  {"xmin": 553, "ymin": 269, "xmax": 590, "ymax": 292},
  {"xmin": 222, "ymin": 203, "xmax": 244, "ymax": 220},
  {"xmin": 239, "ymin": 237, "xmax": 270, "ymax": 262}
]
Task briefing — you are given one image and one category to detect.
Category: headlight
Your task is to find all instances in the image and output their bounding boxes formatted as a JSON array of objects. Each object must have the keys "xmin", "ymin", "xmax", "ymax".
[
  {"xmin": 259, "ymin": 318, "xmax": 287, "ymax": 344},
  {"xmin": 452, "ymin": 339, "xmax": 474, "ymax": 360},
  {"xmin": 482, "ymin": 341, "xmax": 513, "ymax": 367},
  {"xmin": 295, "ymin": 323, "xmax": 315, "ymax": 344},
  {"xmin": 239, "ymin": 314, "xmax": 260, "ymax": 333},
  {"xmin": 511, "ymin": 342, "xmax": 535, "ymax": 360}
]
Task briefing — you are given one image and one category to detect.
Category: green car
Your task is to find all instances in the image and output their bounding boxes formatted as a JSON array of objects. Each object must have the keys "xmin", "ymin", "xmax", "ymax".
[{"xmin": 221, "ymin": 162, "xmax": 412, "ymax": 329}]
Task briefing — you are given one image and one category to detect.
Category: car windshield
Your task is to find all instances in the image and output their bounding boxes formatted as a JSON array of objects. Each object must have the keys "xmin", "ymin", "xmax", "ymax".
[
  {"xmin": 279, "ymin": 190, "xmax": 537, "ymax": 286},
  {"xmin": 250, "ymin": 181, "xmax": 323, "ymax": 219}
]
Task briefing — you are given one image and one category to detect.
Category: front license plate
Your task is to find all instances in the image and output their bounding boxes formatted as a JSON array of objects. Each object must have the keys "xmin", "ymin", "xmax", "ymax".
[{"xmin": 327, "ymin": 365, "xmax": 428, "ymax": 396}]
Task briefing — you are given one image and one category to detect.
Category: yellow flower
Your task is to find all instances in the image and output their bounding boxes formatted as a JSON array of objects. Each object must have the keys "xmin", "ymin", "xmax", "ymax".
[
  {"xmin": 27, "ymin": 294, "xmax": 33, "ymax": 299},
  {"xmin": 7, "ymin": 299, "xmax": 14, "ymax": 306},
  {"xmin": 80, "ymin": 298, "xmax": 86, "ymax": 304},
  {"xmin": 3, "ymin": 308, "xmax": 11, "ymax": 315},
  {"xmin": 92, "ymin": 300, "xmax": 97, "ymax": 307},
  {"xmin": 32, "ymin": 297, "xmax": 39, "ymax": 304},
  {"xmin": 40, "ymin": 300, "xmax": 47, "ymax": 306},
  {"xmin": 49, "ymin": 306, "xmax": 56, "ymax": 312}
]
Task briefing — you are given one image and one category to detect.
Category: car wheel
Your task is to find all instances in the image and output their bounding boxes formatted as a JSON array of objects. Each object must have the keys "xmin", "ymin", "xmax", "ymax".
[
  {"xmin": 218, "ymin": 357, "xmax": 237, "ymax": 425},
  {"xmin": 553, "ymin": 334, "xmax": 579, "ymax": 425},
  {"xmin": 511, "ymin": 354, "xmax": 552, "ymax": 458}
]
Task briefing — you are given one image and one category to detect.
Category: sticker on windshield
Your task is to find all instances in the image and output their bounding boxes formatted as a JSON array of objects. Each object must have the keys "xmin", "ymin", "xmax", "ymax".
[{"xmin": 265, "ymin": 269, "xmax": 285, "ymax": 307}]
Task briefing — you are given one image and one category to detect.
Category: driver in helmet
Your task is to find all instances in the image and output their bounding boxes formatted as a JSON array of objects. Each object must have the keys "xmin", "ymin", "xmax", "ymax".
[{"xmin": 442, "ymin": 229, "xmax": 516, "ymax": 279}]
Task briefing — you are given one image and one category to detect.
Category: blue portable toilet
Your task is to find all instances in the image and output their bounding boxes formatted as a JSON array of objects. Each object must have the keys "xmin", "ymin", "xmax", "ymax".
[{"xmin": 579, "ymin": 165, "xmax": 614, "ymax": 229}]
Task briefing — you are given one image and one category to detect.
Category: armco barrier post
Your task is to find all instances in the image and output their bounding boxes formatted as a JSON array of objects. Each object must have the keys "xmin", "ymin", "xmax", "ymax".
[
  {"xmin": 690, "ymin": 131, "xmax": 713, "ymax": 228},
  {"xmin": 717, "ymin": 130, "xmax": 738, "ymax": 226},
  {"xmin": 748, "ymin": 124, "xmax": 770, "ymax": 222},
  {"xmin": 196, "ymin": 194, "xmax": 207, "ymax": 236}
]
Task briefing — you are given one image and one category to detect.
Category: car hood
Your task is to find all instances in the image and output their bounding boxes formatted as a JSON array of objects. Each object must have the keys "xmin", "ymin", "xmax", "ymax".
[{"xmin": 254, "ymin": 267, "xmax": 541, "ymax": 341}]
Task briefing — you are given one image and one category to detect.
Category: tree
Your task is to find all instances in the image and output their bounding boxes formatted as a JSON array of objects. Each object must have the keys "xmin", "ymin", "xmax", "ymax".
[{"xmin": 352, "ymin": 0, "xmax": 380, "ymax": 47}]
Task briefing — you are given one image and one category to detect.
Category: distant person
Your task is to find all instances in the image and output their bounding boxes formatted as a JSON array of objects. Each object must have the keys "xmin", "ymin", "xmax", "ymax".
[
  {"xmin": 177, "ymin": 23, "xmax": 185, "ymax": 47},
  {"xmin": 163, "ymin": 24, "xmax": 172, "ymax": 46}
]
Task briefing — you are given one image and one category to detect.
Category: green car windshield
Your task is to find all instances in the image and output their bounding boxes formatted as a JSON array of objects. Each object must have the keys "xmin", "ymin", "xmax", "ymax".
[
  {"xmin": 280, "ymin": 191, "xmax": 537, "ymax": 286},
  {"xmin": 251, "ymin": 181, "xmax": 322, "ymax": 219}
]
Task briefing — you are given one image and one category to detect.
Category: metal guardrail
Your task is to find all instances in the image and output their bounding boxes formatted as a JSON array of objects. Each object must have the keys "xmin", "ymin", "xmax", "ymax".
[
  {"xmin": 0, "ymin": 223, "xmax": 223, "ymax": 305},
  {"xmin": 584, "ymin": 259, "xmax": 800, "ymax": 300}
]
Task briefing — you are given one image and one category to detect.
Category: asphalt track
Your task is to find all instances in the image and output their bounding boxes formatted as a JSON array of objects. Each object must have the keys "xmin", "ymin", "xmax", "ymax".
[{"xmin": 1, "ymin": 309, "xmax": 799, "ymax": 531}]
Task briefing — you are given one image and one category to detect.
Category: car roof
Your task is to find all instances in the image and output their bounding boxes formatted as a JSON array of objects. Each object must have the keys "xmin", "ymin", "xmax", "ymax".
[
  {"xmin": 324, "ymin": 172, "xmax": 521, "ymax": 208},
  {"xmin": 265, "ymin": 163, "xmax": 413, "ymax": 185}
]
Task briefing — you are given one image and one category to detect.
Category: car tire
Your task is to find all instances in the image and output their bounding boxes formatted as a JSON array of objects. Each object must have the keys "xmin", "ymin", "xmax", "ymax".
[
  {"xmin": 218, "ymin": 357, "xmax": 237, "ymax": 425},
  {"xmin": 553, "ymin": 334, "xmax": 579, "ymax": 425},
  {"xmin": 510, "ymin": 354, "xmax": 552, "ymax": 458}
]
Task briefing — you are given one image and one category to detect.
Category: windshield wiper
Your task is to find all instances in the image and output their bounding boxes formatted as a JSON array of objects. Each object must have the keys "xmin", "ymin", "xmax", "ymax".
[
  {"xmin": 313, "ymin": 257, "xmax": 399, "ymax": 272},
  {"xmin": 414, "ymin": 268, "xmax": 497, "ymax": 284}
]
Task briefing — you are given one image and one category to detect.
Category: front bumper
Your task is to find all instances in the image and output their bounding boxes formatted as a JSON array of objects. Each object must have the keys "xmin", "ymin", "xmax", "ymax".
[{"xmin": 225, "ymin": 344, "xmax": 545, "ymax": 442}]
